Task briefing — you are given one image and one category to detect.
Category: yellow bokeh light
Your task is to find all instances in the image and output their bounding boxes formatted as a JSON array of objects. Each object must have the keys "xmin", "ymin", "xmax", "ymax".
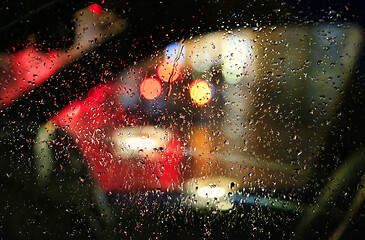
[{"xmin": 189, "ymin": 79, "xmax": 212, "ymax": 106}]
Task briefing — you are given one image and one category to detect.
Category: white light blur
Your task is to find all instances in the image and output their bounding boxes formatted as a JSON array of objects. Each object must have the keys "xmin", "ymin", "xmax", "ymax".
[
  {"xmin": 197, "ymin": 186, "xmax": 225, "ymax": 198},
  {"xmin": 111, "ymin": 126, "xmax": 172, "ymax": 160},
  {"xmin": 125, "ymin": 137, "xmax": 156, "ymax": 150},
  {"xmin": 222, "ymin": 35, "xmax": 254, "ymax": 84},
  {"xmin": 189, "ymin": 34, "xmax": 222, "ymax": 72}
]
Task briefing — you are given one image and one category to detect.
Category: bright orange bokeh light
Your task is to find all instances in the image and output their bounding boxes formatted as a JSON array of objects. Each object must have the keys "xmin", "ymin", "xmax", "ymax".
[
  {"xmin": 157, "ymin": 59, "xmax": 182, "ymax": 82},
  {"xmin": 189, "ymin": 80, "xmax": 212, "ymax": 106},
  {"xmin": 189, "ymin": 126, "xmax": 215, "ymax": 176},
  {"xmin": 140, "ymin": 78, "xmax": 162, "ymax": 100}
]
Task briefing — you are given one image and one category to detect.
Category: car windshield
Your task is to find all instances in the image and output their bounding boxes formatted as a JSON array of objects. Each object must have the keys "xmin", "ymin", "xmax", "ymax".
[{"xmin": 0, "ymin": 0, "xmax": 364, "ymax": 239}]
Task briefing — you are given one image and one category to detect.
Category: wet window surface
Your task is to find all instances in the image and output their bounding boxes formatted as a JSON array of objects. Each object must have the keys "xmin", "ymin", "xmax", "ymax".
[{"xmin": 0, "ymin": 0, "xmax": 365, "ymax": 239}]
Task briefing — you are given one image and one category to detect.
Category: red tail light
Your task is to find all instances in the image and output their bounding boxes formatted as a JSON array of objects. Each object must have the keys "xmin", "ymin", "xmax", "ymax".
[{"xmin": 51, "ymin": 82, "xmax": 185, "ymax": 192}]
